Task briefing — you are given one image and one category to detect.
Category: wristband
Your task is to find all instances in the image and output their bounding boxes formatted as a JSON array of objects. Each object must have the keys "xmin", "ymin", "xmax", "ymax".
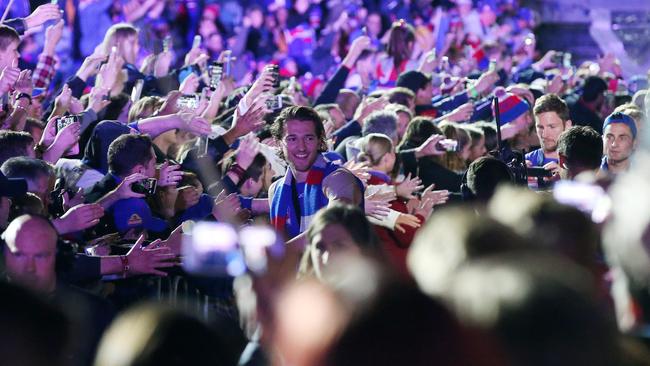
[
  {"xmin": 120, "ymin": 255, "xmax": 130, "ymax": 278},
  {"xmin": 127, "ymin": 121, "xmax": 141, "ymax": 132},
  {"xmin": 468, "ymin": 85, "xmax": 479, "ymax": 99},
  {"xmin": 229, "ymin": 163, "xmax": 247, "ymax": 181},
  {"xmin": 238, "ymin": 196, "xmax": 253, "ymax": 210}
]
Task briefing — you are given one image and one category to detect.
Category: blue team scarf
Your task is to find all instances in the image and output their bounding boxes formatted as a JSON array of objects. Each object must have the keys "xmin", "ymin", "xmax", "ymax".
[{"xmin": 270, "ymin": 155, "xmax": 338, "ymax": 238}]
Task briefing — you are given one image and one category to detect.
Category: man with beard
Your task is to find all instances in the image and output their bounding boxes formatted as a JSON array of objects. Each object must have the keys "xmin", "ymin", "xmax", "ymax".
[
  {"xmin": 269, "ymin": 106, "xmax": 364, "ymax": 242},
  {"xmin": 526, "ymin": 94, "xmax": 573, "ymax": 179}
]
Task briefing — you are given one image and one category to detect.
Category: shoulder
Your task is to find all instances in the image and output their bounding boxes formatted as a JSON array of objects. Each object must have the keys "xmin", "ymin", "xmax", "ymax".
[
  {"xmin": 322, "ymin": 168, "xmax": 363, "ymax": 205},
  {"xmin": 525, "ymin": 149, "xmax": 543, "ymax": 165},
  {"xmin": 269, "ymin": 178, "xmax": 283, "ymax": 200},
  {"xmin": 525, "ymin": 148, "xmax": 539, "ymax": 159}
]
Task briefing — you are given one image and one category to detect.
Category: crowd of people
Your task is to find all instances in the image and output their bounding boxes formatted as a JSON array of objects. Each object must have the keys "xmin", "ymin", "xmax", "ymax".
[{"xmin": 2, "ymin": 0, "xmax": 650, "ymax": 365}]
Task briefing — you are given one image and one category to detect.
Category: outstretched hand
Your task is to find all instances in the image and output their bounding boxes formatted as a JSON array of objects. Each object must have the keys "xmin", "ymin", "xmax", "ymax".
[
  {"xmin": 54, "ymin": 203, "xmax": 104, "ymax": 234},
  {"xmin": 24, "ymin": 3, "xmax": 62, "ymax": 30},
  {"xmin": 364, "ymin": 189, "xmax": 394, "ymax": 220},
  {"xmin": 395, "ymin": 173, "xmax": 424, "ymax": 199},
  {"xmin": 126, "ymin": 235, "xmax": 177, "ymax": 277},
  {"xmin": 395, "ymin": 213, "xmax": 421, "ymax": 233}
]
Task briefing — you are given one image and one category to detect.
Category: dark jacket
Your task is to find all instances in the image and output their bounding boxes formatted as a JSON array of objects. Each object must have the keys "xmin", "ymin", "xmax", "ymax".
[
  {"xmin": 415, "ymin": 158, "xmax": 462, "ymax": 193},
  {"xmin": 567, "ymin": 96, "xmax": 603, "ymax": 135}
]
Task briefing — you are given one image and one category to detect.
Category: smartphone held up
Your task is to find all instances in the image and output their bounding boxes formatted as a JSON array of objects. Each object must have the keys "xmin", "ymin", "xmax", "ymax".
[{"xmin": 182, "ymin": 223, "xmax": 283, "ymax": 277}]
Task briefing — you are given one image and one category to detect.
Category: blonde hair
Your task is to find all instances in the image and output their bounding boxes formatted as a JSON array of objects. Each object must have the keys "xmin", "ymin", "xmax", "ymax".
[
  {"xmin": 614, "ymin": 103, "xmax": 645, "ymax": 129},
  {"xmin": 128, "ymin": 96, "xmax": 163, "ymax": 122},
  {"xmin": 356, "ymin": 133, "xmax": 393, "ymax": 167},
  {"xmin": 101, "ymin": 23, "xmax": 138, "ymax": 57},
  {"xmin": 439, "ymin": 122, "xmax": 470, "ymax": 172}
]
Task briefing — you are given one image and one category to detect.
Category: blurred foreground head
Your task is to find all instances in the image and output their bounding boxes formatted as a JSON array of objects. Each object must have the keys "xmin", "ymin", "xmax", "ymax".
[
  {"xmin": 603, "ymin": 149, "xmax": 650, "ymax": 330},
  {"xmin": 489, "ymin": 186, "xmax": 600, "ymax": 270},
  {"xmin": 0, "ymin": 281, "xmax": 69, "ymax": 366},
  {"xmin": 274, "ymin": 253, "xmax": 506, "ymax": 366},
  {"xmin": 94, "ymin": 304, "xmax": 229, "ymax": 366},
  {"xmin": 408, "ymin": 207, "xmax": 528, "ymax": 296},
  {"xmin": 442, "ymin": 253, "xmax": 621, "ymax": 366},
  {"xmin": 301, "ymin": 204, "xmax": 381, "ymax": 279}
]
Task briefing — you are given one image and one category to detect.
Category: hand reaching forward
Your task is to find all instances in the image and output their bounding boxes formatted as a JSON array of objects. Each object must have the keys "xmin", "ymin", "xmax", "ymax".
[
  {"xmin": 395, "ymin": 213, "xmax": 421, "ymax": 233},
  {"xmin": 364, "ymin": 189, "xmax": 394, "ymax": 220},
  {"xmin": 343, "ymin": 160, "xmax": 370, "ymax": 185},
  {"xmin": 53, "ymin": 203, "xmax": 104, "ymax": 234},
  {"xmin": 395, "ymin": 173, "xmax": 423, "ymax": 199},
  {"xmin": 126, "ymin": 235, "xmax": 177, "ymax": 277},
  {"xmin": 157, "ymin": 161, "xmax": 183, "ymax": 187},
  {"xmin": 212, "ymin": 189, "xmax": 242, "ymax": 223}
]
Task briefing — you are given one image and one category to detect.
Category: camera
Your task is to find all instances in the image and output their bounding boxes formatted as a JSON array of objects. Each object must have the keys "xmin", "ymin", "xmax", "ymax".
[
  {"xmin": 131, "ymin": 178, "xmax": 157, "ymax": 196},
  {"xmin": 196, "ymin": 136, "xmax": 209, "ymax": 157},
  {"xmin": 192, "ymin": 35, "xmax": 201, "ymax": 49},
  {"xmin": 553, "ymin": 180, "xmax": 608, "ymax": 223},
  {"xmin": 162, "ymin": 35, "xmax": 171, "ymax": 53},
  {"xmin": 209, "ymin": 62, "xmax": 223, "ymax": 90},
  {"xmin": 265, "ymin": 95, "xmax": 284, "ymax": 111},
  {"xmin": 435, "ymin": 139, "xmax": 459, "ymax": 152},
  {"xmin": 440, "ymin": 56, "xmax": 450, "ymax": 72},
  {"xmin": 56, "ymin": 115, "xmax": 79, "ymax": 133},
  {"xmin": 177, "ymin": 94, "xmax": 200, "ymax": 111},
  {"xmin": 182, "ymin": 223, "xmax": 283, "ymax": 277},
  {"xmin": 489, "ymin": 147, "xmax": 553, "ymax": 188},
  {"xmin": 267, "ymin": 64, "xmax": 280, "ymax": 89},
  {"xmin": 551, "ymin": 52, "xmax": 565, "ymax": 66},
  {"xmin": 131, "ymin": 79, "xmax": 144, "ymax": 102},
  {"xmin": 491, "ymin": 96, "xmax": 553, "ymax": 189}
]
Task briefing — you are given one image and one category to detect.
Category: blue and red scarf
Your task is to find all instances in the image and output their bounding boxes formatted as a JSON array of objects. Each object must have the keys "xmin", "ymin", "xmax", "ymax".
[{"xmin": 270, "ymin": 155, "xmax": 339, "ymax": 238}]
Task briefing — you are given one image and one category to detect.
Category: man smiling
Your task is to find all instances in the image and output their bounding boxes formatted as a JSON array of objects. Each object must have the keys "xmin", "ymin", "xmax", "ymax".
[{"xmin": 269, "ymin": 106, "xmax": 364, "ymax": 240}]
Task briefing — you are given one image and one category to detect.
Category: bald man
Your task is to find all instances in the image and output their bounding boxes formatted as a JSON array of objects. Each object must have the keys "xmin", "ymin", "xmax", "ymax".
[
  {"xmin": 3, "ymin": 214, "xmax": 116, "ymax": 365},
  {"xmin": 3, "ymin": 215, "xmax": 58, "ymax": 294}
]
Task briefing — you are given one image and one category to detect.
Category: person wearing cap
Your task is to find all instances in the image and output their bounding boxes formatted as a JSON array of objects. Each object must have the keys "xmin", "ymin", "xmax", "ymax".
[
  {"xmin": 566, "ymin": 76, "xmax": 608, "ymax": 135},
  {"xmin": 492, "ymin": 86, "xmax": 531, "ymax": 139},
  {"xmin": 87, "ymin": 133, "xmax": 240, "ymax": 237},
  {"xmin": 601, "ymin": 112, "xmax": 637, "ymax": 175},
  {"xmin": 85, "ymin": 134, "xmax": 168, "ymax": 237}
]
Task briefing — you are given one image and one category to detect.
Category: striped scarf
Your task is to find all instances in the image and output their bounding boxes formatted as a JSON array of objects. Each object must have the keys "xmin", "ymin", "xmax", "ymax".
[{"xmin": 270, "ymin": 155, "xmax": 338, "ymax": 238}]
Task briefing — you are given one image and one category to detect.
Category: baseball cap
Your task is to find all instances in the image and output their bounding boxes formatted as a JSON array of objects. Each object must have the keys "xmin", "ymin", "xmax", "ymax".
[
  {"xmin": 0, "ymin": 171, "xmax": 27, "ymax": 198},
  {"xmin": 112, "ymin": 198, "xmax": 168, "ymax": 233},
  {"xmin": 396, "ymin": 70, "xmax": 431, "ymax": 94},
  {"xmin": 493, "ymin": 86, "xmax": 530, "ymax": 125},
  {"xmin": 603, "ymin": 112, "xmax": 637, "ymax": 139}
]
